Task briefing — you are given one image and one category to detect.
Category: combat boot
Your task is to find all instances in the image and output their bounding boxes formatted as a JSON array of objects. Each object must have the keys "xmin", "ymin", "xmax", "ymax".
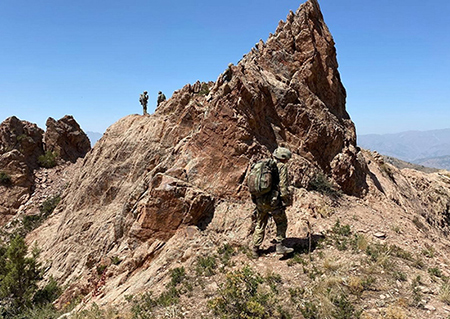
[
  {"xmin": 252, "ymin": 246, "xmax": 260, "ymax": 259},
  {"xmin": 276, "ymin": 243, "xmax": 294, "ymax": 255}
]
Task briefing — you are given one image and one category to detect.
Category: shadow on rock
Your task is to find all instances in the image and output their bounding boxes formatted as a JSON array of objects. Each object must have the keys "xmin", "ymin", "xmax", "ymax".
[
  {"xmin": 257, "ymin": 234, "xmax": 325, "ymax": 259},
  {"xmin": 284, "ymin": 235, "xmax": 324, "ymax": 255}
]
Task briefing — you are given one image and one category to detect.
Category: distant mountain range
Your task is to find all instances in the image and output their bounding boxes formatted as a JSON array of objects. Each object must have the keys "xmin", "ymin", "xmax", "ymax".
[
  {"xmin": 358, "ymin": 128, "xmax": 450, "ymax": 170},
  {"xmin": 86, "ymin": 131, "xmax": 102, "ymax": 146}
]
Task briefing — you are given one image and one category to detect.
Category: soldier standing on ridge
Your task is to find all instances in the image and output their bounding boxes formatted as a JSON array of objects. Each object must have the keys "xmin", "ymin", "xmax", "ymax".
[
  {"xmin": 222, "ymin": 63, "xmax": 233, "ymax": 82},
  {"xmin": 251, "ymin": 147, "xmax": 294, "ymax": 258},
  {"xmin": 157, "ymin": 91, "xmax": 166, "ymax": 107},
  {"xmin": 139, "ymin": 91, "xmax": 149, "ymax": 115}
]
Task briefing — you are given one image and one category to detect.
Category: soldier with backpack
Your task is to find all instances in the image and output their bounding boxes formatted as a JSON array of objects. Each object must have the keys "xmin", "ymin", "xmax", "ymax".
[{"xmin": 247, "ymin": 147, "xmax": 294, "ymax": 258}]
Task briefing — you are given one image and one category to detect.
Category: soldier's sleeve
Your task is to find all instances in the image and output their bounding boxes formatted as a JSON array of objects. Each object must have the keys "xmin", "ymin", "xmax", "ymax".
[{"xmin": 277, "ymin": 163, "xmax": 290, "ymax": 199}]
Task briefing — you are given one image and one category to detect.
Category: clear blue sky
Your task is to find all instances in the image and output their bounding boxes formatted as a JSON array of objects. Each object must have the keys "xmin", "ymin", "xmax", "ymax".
[{"xmin": 1, "ymin": 0, "xmax": 449, "ymax": 135}]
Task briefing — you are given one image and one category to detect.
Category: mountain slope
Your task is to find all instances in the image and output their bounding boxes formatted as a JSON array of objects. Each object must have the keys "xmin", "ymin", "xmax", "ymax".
[{"xmin": 18, "ymin": 1, "xmax": 450, "ymax": 318}]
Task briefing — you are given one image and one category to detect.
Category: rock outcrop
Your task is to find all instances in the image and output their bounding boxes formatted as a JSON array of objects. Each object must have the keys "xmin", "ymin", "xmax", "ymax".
[
  {"xmin": 30, "ymin": 0, "xmax": 368, "ymax": 301},
  {"xmin": 0, "ymin": 115, "xmax": 90, "ymax": 225},
  {"xmin": 44, "ymin": 115, "xmax": 91, "ymax": 163},
  {"xmin": 0, "ymin": 117, "xmax": 44, "ymax": 223},
  {"xmin": 0, "ymin": 116, "xmax": 44, "ymax": 167}
]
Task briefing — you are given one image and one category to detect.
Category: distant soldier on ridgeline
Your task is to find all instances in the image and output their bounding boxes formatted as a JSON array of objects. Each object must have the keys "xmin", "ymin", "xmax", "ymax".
[
  {"xmin": 222, "ymin": 63, "xmax": 233, "ymax": 82},
  {"xmin": 157, "ymin": 91, "xmax": 166, "ymax": 107},
  {"xmin": 139, "ymin": 91, "xmax": 149, "ymax": 115}
]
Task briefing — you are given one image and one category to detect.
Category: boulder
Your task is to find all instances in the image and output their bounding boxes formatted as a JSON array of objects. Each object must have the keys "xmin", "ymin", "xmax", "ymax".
[
  {"xmin": 44, "ymin": 115, "xmax": 91, "ymax": 163},
  {"xmin": 0, "ymin": 116, "xmax": 44, "ymax": 167}
]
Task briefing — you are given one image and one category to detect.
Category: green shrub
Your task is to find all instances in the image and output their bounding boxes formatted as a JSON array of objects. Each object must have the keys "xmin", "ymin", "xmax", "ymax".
[
  {"xmin": 129, "ymin": 291, "xmax": 157, "ymax": 319},
  {"xmin": 195, "ymin": 255, "xmax": 216, "ymax": 277},
  {"xmin": 33, "ymin": 277, "xmax": 62, "ymax": 305},
  {"xmin": 328, "ymin": 220, "xmax": 352, "ymax": 251},
  {"xmin": 0, "ymin": 236, "xmax": 42, "ymax": 315},
  {"xmin": 12, "ymin": 303, "xmax": 62, "ymax": 319},
  {"xmin": 0, "ymin": 237, "xmax": 63, "ymax": 318},
  {"xmin": 128, "ymin": 267, "xmax": 190, "ymax": 318},
  {"xmin": 411, "ymin": 275, "xmax": 423, "ymax": 307},
  {"xmin": 38, "ymin": 151, "xmax": 57, "ymax": 168},
  {"xmin": 300, "ymin": 294, "xmax": 361, "ymax": 319},
  {"xmin": 169, "ymin": 267, "xmax": 186, "ymax": 287},
  {"xmin": 40, "ymin": 195, "xmax": 61, "ymax": 217},
  {"xmin": 198, "ymin": 83, "xmax": 210, "ymax": 96},
  {"xmin": 332, "ymin": 220, "xmax": 351, "ymax": 237},
  {"xmin": 96, "ymin": 264, "xmax": 107, "ymax": 276},
  {"xmin": 16, "ymin": 134, "xmax": 28, "ymax": 142},
  {"xmin": 265, "ymin": 272, "xmax": 283, "ymax": 294},
  {"xmin": 72, "ymin": 303, "xmax": 120, "ymax": 319},
  {"xmin": 22, "ymin": 195, "xmax": 61, "ymax": 233},
  {"xmin": 308, "ymin": 172, "xmax": 342, "ymax": 197},
  {"xmin": 429, "ymin": 267, "xmax": 443, "ymax": 278},
  {"xmin": 0, "ymin": 171, "xmax": 12, "ymax": 186},
  {"xmin": 111, "ymin": 256, "xmax": 122, "ymax": 265},
  {"xmin": 331, "ymin": 295, "xmax": 360, "ymax": 319},
  {"xmin": 390, "ymin": 244, "xmax": 414, "ymax": 261},
  {"xmin": 22, "ymin": 214, "xmax": 44, "ymax": 233},
  {"xmin": 300, "ymin": 300, "xmax": 319, "ymax": 319},
  {"xmin": 393, "ymin": 271, "xmax": 407, "ymax": 282},
  {"xmin": 287, "ymin": 254, "xmax": 307, "ymax": 267},
  {"xmin": 422, "ymin": 245, "xmax": 435, "ymax": 258},
  {"xmin": 208, "ymin": 266, "xmax": 285, "ymax": 318},
  {"xmin": 217, "ymin": 243, "xmax": 236, "ymax": 267}
]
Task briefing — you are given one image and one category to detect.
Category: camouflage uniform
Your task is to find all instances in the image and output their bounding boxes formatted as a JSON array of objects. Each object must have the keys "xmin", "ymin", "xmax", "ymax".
[
  {"xmin": 140, "ymin": 91, "xmax": 149, "ymax": 115},
  {"xmin": 157, "ymin": 91, "xmax": 166, "ymax": 107},
  {"xmin": 222, "ymin": 63, "xmax": 233, "ymax": 82},
  {"xmin": 252, "ymin": 147, "xmax": 293, "ymax": 256}
]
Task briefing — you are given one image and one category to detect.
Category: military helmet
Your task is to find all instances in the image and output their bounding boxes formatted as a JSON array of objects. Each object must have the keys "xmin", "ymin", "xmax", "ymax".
[
  {"xmin": 273, "ymin": 147, "xmax": 292, "ymax": 160},
  {"xmin": 158, "ymin": 91, "xmax": 162, "ymax": 94},
  {"xmin": 144, "ymin": 91, "xmax": 147, "ymax": 94}
]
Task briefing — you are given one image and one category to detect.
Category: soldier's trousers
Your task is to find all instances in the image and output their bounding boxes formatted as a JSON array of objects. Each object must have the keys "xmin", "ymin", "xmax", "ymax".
[{"xmin": 252, "ymin": 206, "xmax": 288, "ymax": 247}]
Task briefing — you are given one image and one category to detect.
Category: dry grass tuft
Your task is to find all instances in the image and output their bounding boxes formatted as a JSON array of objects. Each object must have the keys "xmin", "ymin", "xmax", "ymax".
[
  {"xmin": 439, "ymin": 283, "xmax": 450, "ymax": 305},
  {"xmin": 347, "ymin": 276, "xmax": 364, "ymax": 295},
  {"xmin": 323, "ymin": 257, "xmax": 341, "ymax": 272},
  {"xmin": 384, "ymin": 305, "xmax": 406, "ymax": 319},
  {"xmin": 355, "ymin": 234, "xmax": 369, "ymax": 251}
]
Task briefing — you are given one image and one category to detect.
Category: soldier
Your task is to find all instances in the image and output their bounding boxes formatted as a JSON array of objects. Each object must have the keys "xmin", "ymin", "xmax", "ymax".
[
  {"xmin": 139, "ymin": 91, "xmax": 149, "ymax": 115},
  {"xmin": 222, "ymin": 63, "xmax": 233, "ymax": 82},
  {"xmin": 157, "ymin": 91, "xmax": 166, "ymax": 107},
  {"xmin": 251, "ymin": 147, "xmax": 294, "ymax": 258}
]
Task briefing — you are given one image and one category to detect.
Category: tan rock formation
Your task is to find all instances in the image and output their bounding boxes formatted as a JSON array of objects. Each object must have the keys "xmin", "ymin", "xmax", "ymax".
[
  {"xmin": 44, "ymin": 115, "xmax": 91, "ymax": 163},
  {"xmin": 0, "ymin": 116, "xmax": 44, "ymax": 167},
  {"xmin": 0, "ymin": 116, "xmax": 43, "ymax": 222},
  {"xmin": 0, "ymin": 115, "xmax": 90, "ymax": 225}
]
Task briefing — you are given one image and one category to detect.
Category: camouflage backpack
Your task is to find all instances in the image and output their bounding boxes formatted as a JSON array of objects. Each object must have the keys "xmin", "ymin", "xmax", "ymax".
[{"xmin": 247, "ymin": 159, "xmax": 277, "ymax": 197}]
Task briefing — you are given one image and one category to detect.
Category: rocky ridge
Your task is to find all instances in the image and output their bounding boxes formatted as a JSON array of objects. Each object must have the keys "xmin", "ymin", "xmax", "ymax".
[
  {"xmin": 10, "ymin": 0, "xmax": 450, "ymax": 318},
  {"xmin": 0, "ymin": 115, "xmax": 90, "ymax": 225}
]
